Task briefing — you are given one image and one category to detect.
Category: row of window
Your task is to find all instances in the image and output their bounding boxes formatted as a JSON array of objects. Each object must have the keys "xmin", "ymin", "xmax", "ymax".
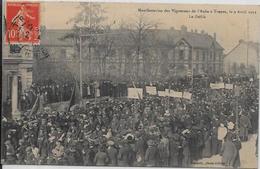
[
  {"xmin": 194, "ymin": 63, "xmax": 222, "ymax": 73},
  {"xmin": 47, "ymin": 47, "xmax": 223, "ymax": 63},
  {"xmin": 169, "ymin": 63, "xmax": 222, "ymax": 73},
  {"xmin": 174, "ymin": 49, "xmax": 222, "ymax": 62}
]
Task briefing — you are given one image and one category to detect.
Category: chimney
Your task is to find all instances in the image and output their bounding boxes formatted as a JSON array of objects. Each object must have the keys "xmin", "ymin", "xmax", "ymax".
[
  {"xmin": 181, "ymin": 25, "xmax": 187, "ymax": 32},
  {"xmin": 213, "ymin": 32, "xmax": 216, "ymax": 41}
]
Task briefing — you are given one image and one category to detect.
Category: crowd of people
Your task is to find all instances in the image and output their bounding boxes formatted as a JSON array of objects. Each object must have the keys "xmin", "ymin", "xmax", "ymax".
[{"xmin": 1, "ymin": 74, "xmax": 258, "ymax": 168}]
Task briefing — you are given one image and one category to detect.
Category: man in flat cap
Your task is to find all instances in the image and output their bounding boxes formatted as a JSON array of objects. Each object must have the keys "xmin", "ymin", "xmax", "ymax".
[{"xmin": 107, "ymin": 140, "xmax": 118, "ymax": 166}]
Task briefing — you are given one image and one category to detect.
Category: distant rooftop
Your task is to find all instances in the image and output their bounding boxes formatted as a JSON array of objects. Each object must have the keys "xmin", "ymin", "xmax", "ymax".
[{"xmin": 40, "ymin": 25, "xmax": 224, "ymax": 50}]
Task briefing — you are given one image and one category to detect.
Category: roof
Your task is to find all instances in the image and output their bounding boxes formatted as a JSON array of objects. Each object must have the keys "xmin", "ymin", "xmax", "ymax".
[
  {"xmin": 151, "ymin": 29, "xmax": 223, "ymax": 49},
  {"xmin": 225, "ymin": 40, "xmax": 260, "ymax": 56},
  {"xmin": 40, "ymin": 29, "xmax": 73, "ymax": 46},
  {"xmin": 40, "ymin": 28, "xmax": 224, "ymax": 50}
]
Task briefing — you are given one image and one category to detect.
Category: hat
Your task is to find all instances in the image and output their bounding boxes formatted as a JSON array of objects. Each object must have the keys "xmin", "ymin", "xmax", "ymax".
[
  {"xmin": 70, "ymin": 104, "xmax": 80, "ymax": 112},
  {"xmin": 4, "ymin": 140, "xmax": 11, "ymax": 145},
  {"xmin": 44, "ymin": 107, "xmax": 51, "ymax": 111},
  {"xmin": 227, "ymin": 121, "xmax": 235, "ymax": 130},
  {"xmin": 124, "ymin": 133, "xmax": 135, "ymax": 141},
  {"xmin": 147, "ymin": 140, "xmax": 155, "ymax": 146},
  {"xmin": 107, "ymin": 140, "xmax": 115, "ymax": 146},
  {"xmin": 182, "ymin": 129, "xmax": 190, "ymax": 135},
  {"xmin": 164, "ymin": 110, "xmax": 171, "ymax": 117}
]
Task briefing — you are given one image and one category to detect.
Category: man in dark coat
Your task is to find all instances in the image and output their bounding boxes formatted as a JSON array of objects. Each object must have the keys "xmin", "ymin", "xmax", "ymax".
[
  {"xmin": 181, "ymin": 134, "xmax": 191, "ymax": 167},
  {"xmin": 134, "ymin": 132, "xmax": 146, "ymax": 166},
  {"xmin": 211, "ymin": 126, "xmax": 219, "ymax": 155},
  {"xmin": 232, "ymin": 135, "xmax": 242, "ymax": 169},
  {"xmin": 94, "ymin": 146, "xmax": 108, "ymax": 166},
  {"xmin": 117, "ymin": 140, "xmax": 131, "ymax": 166},
  {"xmin": 3, "ymin": 98, "xmax": 12, "ymax": 120},
  {"xmin": 64, "ymin": 142, "xmax": 82, "ymax": 165},
  {"xmin": 168, "ymin": 133, "xmax": 181, "ymax": 167},
  {"xmin": 220, "ymin": 134, "xmax": 237, "ymax": 167},
  {"xmin": 4, "ymin": 140, "xmax": 16, "ymax": 164},
  {"xmin": 202, "ymin": 129, "xmax": 212, "ymax": 158},
  {"xmin": 158, "ymin": 134, "xmax": 169, "ymax": 166},
  {"xmin": 83, "ymin": 142, "xmax": 96, "ymax": 166},
  {"xmin": 16, "ymin": 139, "xmax": 26, "ymax": 164},
  {"xmin": 107, "ymin": 140, "xmax": 118, "ymax": 166},
  {"xmin": 239, "ymin": 113, "xmax": 252, "ymax": 141},
  {"xmin": 144, "ymin": 140, "xmax": 158, "ymax": 167}
]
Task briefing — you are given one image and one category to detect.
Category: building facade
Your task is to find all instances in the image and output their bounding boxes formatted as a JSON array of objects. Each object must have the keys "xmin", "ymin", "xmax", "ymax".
[
  {"xmin": 2, "ymin": 44, "xmax": 34, "ymax": 118},
  {"xmin": 32, "ymin": 28, "xmax": 75, "ymax": 83},
  {"xmin": 224, "ymin": 40, "xmax": 260, "ymax": 75},
  {"xmin": 35, "ymin": 25, "xmax": 224, "ymax": 82}
]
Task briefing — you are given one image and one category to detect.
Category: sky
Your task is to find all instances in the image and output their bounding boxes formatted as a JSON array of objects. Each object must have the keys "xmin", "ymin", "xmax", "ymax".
[{"xmin": 40, "ymin": 2, "xmax": 260, "ymax": 53}]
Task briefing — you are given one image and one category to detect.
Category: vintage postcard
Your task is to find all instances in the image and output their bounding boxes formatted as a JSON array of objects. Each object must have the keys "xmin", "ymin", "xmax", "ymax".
[{"xmin": 1, "ymin": 1, "xmax": 260, "ymax": 169}]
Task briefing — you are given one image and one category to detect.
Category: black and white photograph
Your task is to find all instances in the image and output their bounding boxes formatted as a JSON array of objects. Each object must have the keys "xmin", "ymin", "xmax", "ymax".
[{"xmin": 1, "ymin": 1, "xmax": 260, "ymax": 168}]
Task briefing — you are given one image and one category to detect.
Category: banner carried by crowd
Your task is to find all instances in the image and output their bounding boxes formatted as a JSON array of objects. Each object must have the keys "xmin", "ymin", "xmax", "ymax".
[
  {"xmin": 210, "ymin": 83, "xmax": 225, "ymax": 89},
  {"xmin": 127, "ymin": 87, "xmax": 192, "ymax": 100},
  {"xmin": 183, "ymin": 92, "xmax": 192, "ymax": 100},
  {"xmin": 158, "ymin": 91, "xmax": 167, "ymax": 97},
  {"xmin": 127, "ymin": 88, "xmax": 143, "ymax": 99},
  {"xmin": 1, "ymin": 74, "xmax": 258, "ymax": 168},
  {"xmin": 225, "ymin": 84, "xmax": 234, "ymax": 90},
  {"xmin": 210, "ymin": 82, "xmax": 234, "ymax": 90}
]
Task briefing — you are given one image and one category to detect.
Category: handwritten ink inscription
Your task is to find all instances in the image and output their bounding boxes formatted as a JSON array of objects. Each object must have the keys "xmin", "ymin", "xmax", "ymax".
[{"xmin": 6, "ymin": 2, "xmax": 40, "ymax": 44}]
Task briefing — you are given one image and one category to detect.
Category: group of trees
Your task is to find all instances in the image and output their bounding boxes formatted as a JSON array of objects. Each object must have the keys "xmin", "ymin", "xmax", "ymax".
[{"xmin": 61, "ymin": 2, "xmax": 165, "ymax": 81}]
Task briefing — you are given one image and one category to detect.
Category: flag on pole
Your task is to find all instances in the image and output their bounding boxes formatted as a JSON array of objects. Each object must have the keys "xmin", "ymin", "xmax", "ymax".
[
  {"xmin": 29, "ymin": 95, "xmax": 41, "ymax": 117},
  {"xmin": 67, "ymin": 81, "xmax": 80, "ymax": 111},
  {"xmin": 94, "ymin": 81, "xmax": 100, "ymax": 97},
  {"xmin": 87, "ymin": 85, "xmax": 91, "ymax": 95},
  {"xmin": 29, "ymin": 96, "xmax": 39, "ymax": 117},
  {"xmin": 131, "ymin": 81, "xmax": 142, "ymax": 99},
  {"xmin": 96, "ymin": 88, "xmax": 100, "ymax": 97}
]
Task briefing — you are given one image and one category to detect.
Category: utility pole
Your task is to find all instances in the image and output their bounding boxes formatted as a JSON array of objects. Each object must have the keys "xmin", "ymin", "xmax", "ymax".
[
  {"xmin": 191, "ymin": 47, "xmax": 194, "ymax": 94},
  {"xmin": 168, "ymin": 80, "xmax": 171, "ymax": 112},
  {"xmin": 88, "ymin": 2, "xmax": 92, "ymax": 76},
  {"xmin": 78, "ymin": 2, "xmax": 91, "ymax": 99},
  {"xmin": 234, "ymin": 84, "xmax": 240, "ymax": 135},
  {"xmin": 246, "ymin": 19, "xmax": 249, "ymax": 74},
  {"xmin": 79, "ymin": 30, "xmax": 83, "ymax": 99},
  {"xmin": 78, "ymin": 30, "xmax": 128, "ymax": 99},
  {"xmin": 257, "ymin": 41, "xmax": 259, "ymax": 76}
]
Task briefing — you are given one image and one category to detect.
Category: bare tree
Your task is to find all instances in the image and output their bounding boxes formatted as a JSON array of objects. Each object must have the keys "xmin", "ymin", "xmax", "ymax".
[
  {"xmin": 63, "ymin": 2, "xmax": 112, "ymax": 79},
  {"xmin": 93, "ymin": 26, "xmax": 115, "ymax": 76},
  {"xmin": 127, "ymin": 14, "xmax": 159, "ymax": 79}
]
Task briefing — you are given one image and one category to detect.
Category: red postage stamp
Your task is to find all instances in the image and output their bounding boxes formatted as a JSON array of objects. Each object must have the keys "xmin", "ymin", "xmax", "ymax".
[{"xmin": 5, "ymin": 2, "xmax": 40, "ymax": 44}]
